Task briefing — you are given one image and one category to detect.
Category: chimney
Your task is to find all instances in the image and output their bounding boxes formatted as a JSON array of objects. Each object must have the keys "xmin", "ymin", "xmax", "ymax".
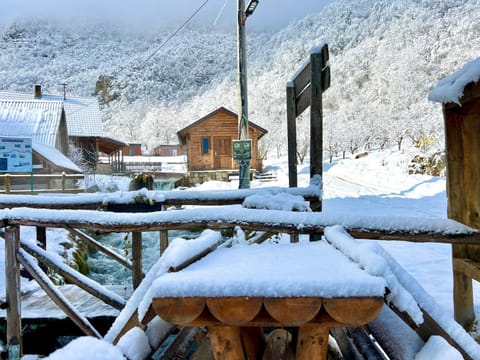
[{"xmin": 34, "ymin": 84, "xmax": 42, "ymax": 98}]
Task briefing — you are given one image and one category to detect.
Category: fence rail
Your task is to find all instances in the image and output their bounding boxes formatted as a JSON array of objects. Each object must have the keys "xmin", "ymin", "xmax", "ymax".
[{"xmin": 0, "ymin": 173, "xmax": 84, "ymax": 195}]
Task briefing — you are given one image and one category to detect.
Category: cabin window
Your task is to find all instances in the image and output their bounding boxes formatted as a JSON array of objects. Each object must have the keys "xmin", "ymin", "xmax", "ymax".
[
  {"xmin": 172, "ymin": 149, "xmax": 177, "ymax": 156},
  {"xmin": 202, "ymin": 137, "xmax": 210, "ymax": 154},
  {"xmin": 129, "ymin": 149, "xmax": 135, "ymax": 156},
  {"xmin": 163, "ymin": 149, "xmax": 169, "ymax": 156}
]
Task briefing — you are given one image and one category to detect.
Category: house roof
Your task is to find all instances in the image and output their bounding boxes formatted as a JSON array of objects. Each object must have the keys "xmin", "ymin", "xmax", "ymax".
[
  {"xmin": 177, "ymin": 106, "xmax": 268, "ymax": 145},
  {"xmin": 0, "ymin": 99, "xmax": 64, "ymax": 148},
  {"xmin": 0, "ymin": 90, "xmax": 104, "ymax": 137},
  {"xmin": 33, "ymin": 142, "xmax": 81, "ymax": 173}
]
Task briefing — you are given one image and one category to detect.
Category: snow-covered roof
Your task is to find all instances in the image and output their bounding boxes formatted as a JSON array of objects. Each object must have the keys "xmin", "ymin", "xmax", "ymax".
[
  {"xmin": 33, "ymin": 142, "xmax": 81, "ymax": 173},
  {"xmin": 428, "ymin": 57, "xmax": 480, "ymax": 105},
  {"xmin": 0, "ymin": 99, "xmax": 64, "ymax": 147},
  {"xmin": 0, "ymin": 90, "xmax": 105, "ymax": 137}
]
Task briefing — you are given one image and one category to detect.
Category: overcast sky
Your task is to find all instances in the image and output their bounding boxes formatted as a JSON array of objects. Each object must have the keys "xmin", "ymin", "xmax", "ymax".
[{"xmin": 1, "ymin": 0, "xmax": 334, "ymax": 31}]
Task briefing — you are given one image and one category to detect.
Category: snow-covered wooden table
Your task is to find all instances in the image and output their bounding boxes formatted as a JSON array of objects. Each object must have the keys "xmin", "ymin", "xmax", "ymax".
[{"xmin": 150, "ymin": 242, "xmax": 387, "ymax": 359}]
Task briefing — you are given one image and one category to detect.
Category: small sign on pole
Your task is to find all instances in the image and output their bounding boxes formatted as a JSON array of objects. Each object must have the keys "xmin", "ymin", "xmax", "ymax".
[
  {"xmin": 232, "ymin": 139, "xmax": 252, "ymax": 161},
  {"xmin": 0, "ymin": 137, "xmax": 33, "ymax": 172}
]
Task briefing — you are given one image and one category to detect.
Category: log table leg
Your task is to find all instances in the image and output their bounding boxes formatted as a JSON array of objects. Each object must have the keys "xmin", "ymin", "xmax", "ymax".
[
  {"xmin": 240, "ymin": 327, "xmax": 265, "ymax": 359},
  {"xmin": 208, "ymin": 326, "xmax": 245, "ymax": 360},
  {"xmin": 296, "ymin": 325, "xmax": 329, "ymax": 360}
]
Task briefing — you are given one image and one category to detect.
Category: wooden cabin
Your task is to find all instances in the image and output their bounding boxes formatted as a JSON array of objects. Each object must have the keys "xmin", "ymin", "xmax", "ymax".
[
  {"xmin": 177, "ymin": 107, "xmax": 267, "ymax": 178},
  {"xmin": 153, "ymin": 144, "xmax": 185, "ymax": 157},
  {"xmin": 429, "ymin": 57, "xmax": 480, "ymax": 329},
  {"xmin": 123, "ymin": 143, "xmax": 143, "ymax": 156}
]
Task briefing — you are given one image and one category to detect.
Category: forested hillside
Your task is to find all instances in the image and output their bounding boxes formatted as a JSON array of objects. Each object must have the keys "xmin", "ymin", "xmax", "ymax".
[{"xmin": 1, "ymin": 0, "xmax": 479, "ymax": 159}]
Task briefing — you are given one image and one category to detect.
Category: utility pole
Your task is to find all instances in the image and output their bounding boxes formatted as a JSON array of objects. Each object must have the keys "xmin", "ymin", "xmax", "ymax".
[{"xmin": 236, "ymin": 0, "xmax": 259, "ymax": 189}]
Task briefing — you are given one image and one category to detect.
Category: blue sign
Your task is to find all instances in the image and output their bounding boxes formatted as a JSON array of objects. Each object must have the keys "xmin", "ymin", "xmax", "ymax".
[{"xmin": 0, "ymin": 137, "xmax": 32, "ymax": 172}]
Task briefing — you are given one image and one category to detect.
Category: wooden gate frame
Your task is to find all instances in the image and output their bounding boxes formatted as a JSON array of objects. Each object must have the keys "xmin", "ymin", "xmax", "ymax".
[{"xmin": 286, "ymin": 43, "xmax": 330, "ymax": 211}]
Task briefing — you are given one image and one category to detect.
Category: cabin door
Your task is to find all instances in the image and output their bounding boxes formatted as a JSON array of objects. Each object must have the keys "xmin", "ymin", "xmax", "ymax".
[{"xmin": 213, "ymin": 137, "xmax": 232, "ymax": 169}]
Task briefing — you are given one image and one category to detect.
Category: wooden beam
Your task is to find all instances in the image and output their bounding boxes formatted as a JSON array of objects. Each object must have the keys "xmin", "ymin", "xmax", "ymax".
[
  {"xmin": 287, "ymin": 83, "xmax": 298, "ymax": 188},
  {"xmin": 66, "ymin": 227, "xmax": 134, "ymax": 272},
  {"xmin": 132, "ymin": 232, "xmax": 143, "ymax": 289},
  {"xmin": 20, "ymin": 240, "xmax": 126, "ymax": 310},
  {"xmin": 296, "ymin": 324, "xmax": 329, "ymax": 360},
  {"xmin": 453, "ymin": 257, "xmax": 480, "ymax": 282},
  {"xmin": 5, "ymin": 226, "xmax": 22, "ymax": 356},
  {"xmin": 17, "ymin": 249, "xmax": 101, "ymax": 338}
]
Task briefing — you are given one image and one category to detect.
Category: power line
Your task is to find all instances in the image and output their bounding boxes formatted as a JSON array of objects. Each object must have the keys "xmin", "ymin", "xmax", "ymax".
[{"xmin": 112, "ymin": 0, "xmax": 209, "ymax": 80}]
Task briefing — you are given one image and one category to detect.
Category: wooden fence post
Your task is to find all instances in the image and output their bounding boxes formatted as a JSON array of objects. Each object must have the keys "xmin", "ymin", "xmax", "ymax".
[
  {"xmin": 5, "ymin": 174, "xmax": 11, "ymax": 194},
  {"xmin": 5, "ymin": 226, "xmax": 22, "ymax": 358},
  {"xmin": 452, "ymin": 244, "xmax": 475, "ymax": 328},
  {"xmin": 132, "ymin": 232, "xmax": 143, "ymax": 289},
  {"xmin": 310, "ymin": 51, "xmax": 323, "ymax": 212},
  {"xmin": 160, "ymin": 230, "xmax": 169, "ymax": 255},
  {"xmin": 61, "ymin": 172, "xmax": 66, "ymax": 193}
]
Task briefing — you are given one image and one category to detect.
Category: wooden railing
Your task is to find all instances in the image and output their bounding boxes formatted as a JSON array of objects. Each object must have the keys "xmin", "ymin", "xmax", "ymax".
[{"xmin": 0, "ymin": 173, "xmax": 84, "ymax": 195}]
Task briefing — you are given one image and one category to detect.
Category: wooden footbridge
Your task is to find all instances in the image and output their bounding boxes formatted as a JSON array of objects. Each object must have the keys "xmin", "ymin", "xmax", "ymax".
[{"xmin": 0, "ymin": 184, "xmax": 479, "ymax": 359}]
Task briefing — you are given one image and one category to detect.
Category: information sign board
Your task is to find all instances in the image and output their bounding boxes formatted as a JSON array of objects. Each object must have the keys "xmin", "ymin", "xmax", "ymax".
[
  {"xmin": 232, "ymin": 139, "xmax": 252, "ymax": 161},
  {"xmin": 0, "ymin": 137, "xmax": 33, "ymax": 172}
]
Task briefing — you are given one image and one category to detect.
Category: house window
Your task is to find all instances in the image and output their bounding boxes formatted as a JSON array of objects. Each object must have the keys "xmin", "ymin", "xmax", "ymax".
[
  {"xmin": 202, "ymin": 137, "xmax": 210, "ymax": 154},
  {"xmin": 164, "ymin": 149, "xmax": 169, "ymax": 156},
  {"xmin": 129, "ymin": 149, "xmax": 135, "ymax": 156},
  {"xmin": 172, "ymin": 149, "xmax": 177, "ymax": 156}
]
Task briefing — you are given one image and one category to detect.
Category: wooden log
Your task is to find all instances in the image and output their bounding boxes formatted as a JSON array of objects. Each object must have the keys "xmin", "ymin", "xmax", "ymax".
[
  {"xmin": 263, "ymin": 297, "xmax": 322, "ymax": 326},
  {"xmin": 296, "ymin": 324, "xmax": 329, "ymax": 360},
  {"xmin": 5, "ymin": 226, "xmax": 22, "ymax": 355},
  {"xmin": 157, "ymin": 327, "xmax": 205, "ymax": 360},
  {"xmin": 322, "ymin": 297, "xmax": 384, "ymax": 326},
  {"xmin": 153, "ymin": 297, "xmax": 205, "ymax": 325},
  {"xmin": 208, "ymin": 326, "xmax": 245, "ymax": 360},
  {"xmin": 20, "ymin": 240, "xmax": 126, "ymax": 310},
  {"xmin": 206, "ymin": 297, "xmax": 263, "ymax": 326},
  {"xmin": 66, "ymin": 227, "xmax": 134, "ymax": 272},
  {"xmin": 17, "ymin": 249, "xmax": 101, "ymax": 338},
  {"xmin": 132, "ymin": 231, "xmax": 143, "ymax": 289},
  {"xmin": 241, "ymin": 327, "xmax": 265, "ymax": 360},
  {"xmin": 5, "ymin": 174, "xmax": 11, "ymax": 194}
]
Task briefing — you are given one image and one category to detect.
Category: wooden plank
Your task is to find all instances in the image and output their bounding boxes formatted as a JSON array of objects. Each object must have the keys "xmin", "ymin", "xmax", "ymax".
[
  {"xmin": 287, "ymin": 84, "xmax": 298, "ymax": 188},
  {"xmin": 347, "ymin": 327, "xmax": 387, "ymax": 360},
  {"xmin": 208, "ymin": 326, "xmax": 244, "ymax": 360},
  {"xmin": 264, "ymin": 297, "xmax": 321, "ymax": 326},
  {"xmin": 292, "ymin": 61, "xmax": 311, "ymax": 96},
  {"xmin": 329, "ymin": 327, "xmax": 364, "ymax": 360},
  {"xmin": 17, "ymin": 249, "xmax": 101, "ymax": 338},
  {"xmin": 158, "ymin": 327, "xmax": 206, "ymax": 360},
  {"xmin": 310, "ymin": 51, "xmax": 324, "ymax": 206},
  {"xmin": 20, "ymin": 240, "xmax": 126, "ymax": 310},
  {"xmin": 5, "ymin": 226, "xmax": 22, "ymax": 355},
  {"xmin": 296, "ymin": 324, "xmax": 329, "ymax": 360},
  {"xmin": 66, "ymin": 227, "xmax": 134, "ymax": 271},
  {"xmin": 131, "ymin": 231, "xmax": 143, "ymax": 289},
  {"xmin": 295, "ymin": 84, "xmax": 311, "ymax": 117},
  {"xmin": 206, "ymin": 297, "xmax": 263, "ymax": 326}
]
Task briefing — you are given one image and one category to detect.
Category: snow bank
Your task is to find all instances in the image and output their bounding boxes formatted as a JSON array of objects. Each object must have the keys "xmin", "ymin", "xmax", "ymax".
[
  {"xmin": 415, "ymin": 336, "xmax": 463, "ymax": 360},
  {"xmin": 45, "ymin": 337, "xmax": 124, "ymax": 360}
]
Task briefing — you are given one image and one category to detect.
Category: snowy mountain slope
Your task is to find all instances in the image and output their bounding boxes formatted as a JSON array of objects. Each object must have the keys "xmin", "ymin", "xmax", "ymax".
[{"xmin": 0, "ymin": 0, "xmax": 479, "ymax": 154}]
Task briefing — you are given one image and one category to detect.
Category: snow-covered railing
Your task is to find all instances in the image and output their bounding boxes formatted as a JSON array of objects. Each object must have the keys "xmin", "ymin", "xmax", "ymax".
[{"xmin": 0, "ymin": 173, "xmax": 84, "ymax": 195}]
